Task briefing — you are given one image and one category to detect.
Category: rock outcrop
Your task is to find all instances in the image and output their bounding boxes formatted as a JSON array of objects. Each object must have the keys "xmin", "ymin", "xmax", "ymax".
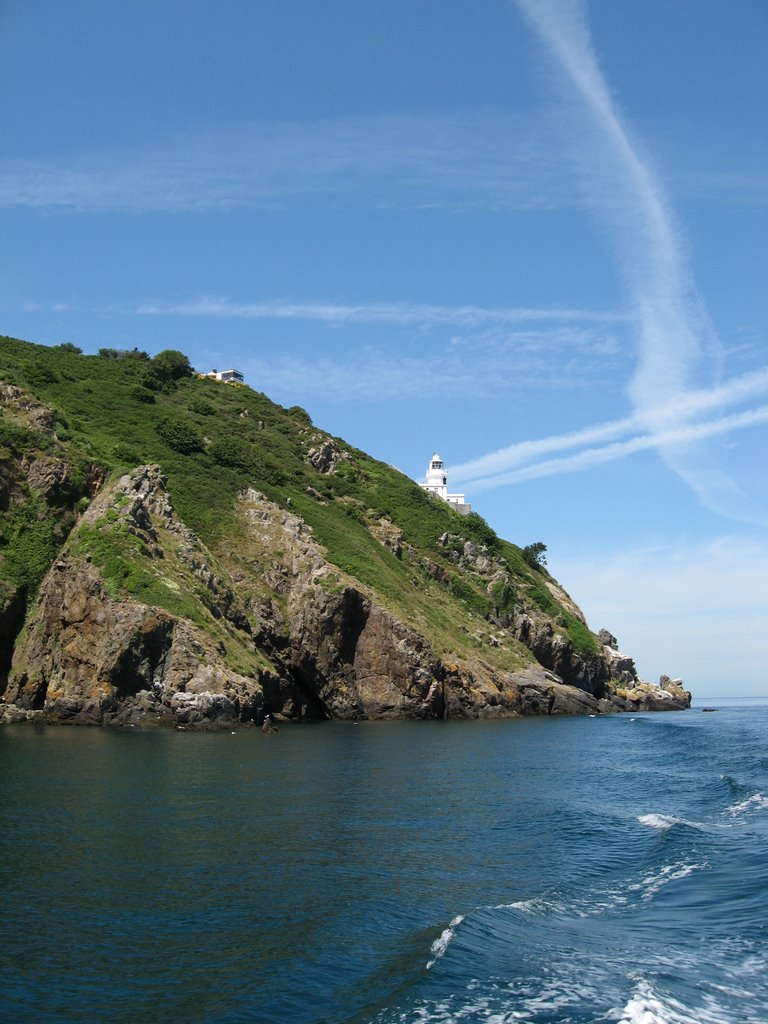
[
  {"xmin": 4, "ymin": 469, "xmax": 287, "ymax": 727},
  {"xmin": 599, "ymin": 628, "xmax": 641, "ymax": 686},
  {"xmin": 514, "ymin": 612, "xmax": 609, "ymax": 696}
]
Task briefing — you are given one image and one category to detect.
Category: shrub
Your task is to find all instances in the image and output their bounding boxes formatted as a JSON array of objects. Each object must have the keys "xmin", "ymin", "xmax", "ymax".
[
  {"xmin": 288, "ymin": 405, "xmax": 312, "ymax": 425},
  {"xmin": 529, "ymin": 580, "xmax": 558, "ymax": 616},
  {"xmin": 189, "ymin": 397, "xmax": 215, "ymax": 416},
  {"xmin": 1, "ymin": 496, "xmax": 58, "ymax": 596},
  {"xmin": 449, "ymin": 574, "xmax": 490, "ymax": 617},
  {"xmin": 155, "ymin": 417, "xmax": 204, "ymax": 455},
  {"xmin": 489, "ymin": 577, "xmax": 515, "ymax": 616},
  {"xmin": 24, "ymin": 363, "xmax": 58, "ymax": 388},
  {"xmin": 0, "ymin": 422, "xmax": 32, "ymax": 452},
  {"xmin": 111, "ymin": 442, "xmax": 142, "ymax": 465},
  {"xmin": 130, "ymin": 385, "xmax": 156, "ymax": 404},
  {"xmin": 566, "ymin": 618, "xmax": 600, "ymax": 657},
  {"xmin": 210, "ymin": 436, "xmax": 252, "ymax": 470}
]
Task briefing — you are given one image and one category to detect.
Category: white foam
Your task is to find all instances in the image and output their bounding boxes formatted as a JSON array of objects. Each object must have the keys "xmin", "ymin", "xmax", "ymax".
[
  {"xmin": 637, "ymin": 813, "xmax": 677, "ymax": 830},
  {"xmin": 615, "ymin": 980, "xmax": 693, "ymax": 1023},
  {"xmin": 614, "ymin": 978, "xmax": 732, "ymax": 1024},
  {"xmin": 726, "ymin": 792, "xmax": 768, "ymax": 817},
  {"xmin": 426, "ymin": 914, "xmax": 464, "ymax": 969},
  {"xmin": 390, "ymin": 975, "xmax": 605, "ymax": 1023},
  {"xmin": 495, "ymin": 895, "xmax": 574, "ymax": 917},
  {"xmin": 497, "ymin": 898, "xmax": 535, "ymax": 912},
  {"xmin": 637, "ymin": 812, "xmax": 719, "ymax": 833},
  {"xmin": 628, "ymin": 861, "xmax": 706, "ymax": 902}
]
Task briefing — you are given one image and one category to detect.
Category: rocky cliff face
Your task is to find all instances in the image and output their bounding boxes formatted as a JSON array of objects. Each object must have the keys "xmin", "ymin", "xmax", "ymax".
[
  {"xmin": 1, "ymin": 460, "xmax": 690, "ymax": 727},
  {"xmin": 0, "ymin": 363, "xmax": 691, "ymax": 727}
]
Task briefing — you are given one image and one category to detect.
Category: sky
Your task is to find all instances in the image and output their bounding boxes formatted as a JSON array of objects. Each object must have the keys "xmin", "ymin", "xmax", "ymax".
[{"xmin": 1, "ymin": 0, "xmax": 766, "ymax": 697}]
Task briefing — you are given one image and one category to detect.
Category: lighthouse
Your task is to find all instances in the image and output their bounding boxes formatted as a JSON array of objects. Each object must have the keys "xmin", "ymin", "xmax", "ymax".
[{"xmin": 420, "ymin": 453, "xmax": 472, "ymax": 514}]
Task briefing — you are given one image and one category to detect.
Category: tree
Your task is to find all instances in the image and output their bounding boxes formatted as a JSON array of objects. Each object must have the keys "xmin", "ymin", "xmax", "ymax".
[
  {"xmin": 97, "ymin": 346, "xmax": 148, "ymax": 360},
  {"xmin": 143, "ymin": 350, "xmax": 193, "ymax": 391},
  {"xmin": 152, "ymin": 349, "xmax": 193, "ymax": 381},
  {"xmin": 522, "ymin": 541, "xmax": 547, "ymax": 570}
]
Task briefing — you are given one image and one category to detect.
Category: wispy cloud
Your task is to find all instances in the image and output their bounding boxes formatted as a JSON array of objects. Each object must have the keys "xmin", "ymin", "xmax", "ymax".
[
  {"xmin": 140, "ymin": 295, "xmax": 628, "ymax": 398},
  {"xmin": 0, "ymin": 112, "xmax": 574, "ymax": 213},
  {"xmin": 238, "ymin": 339, "xmax": 614, "ymax": 403},
  {"xmin": 19, "ymin": 292, "xmax": 628, "ymax": 399},
  {"xmin": 671, "ymin": 170, "xmax": 768, "ymax": 206},
  {"xmin": 2, "ymin": 103, "xmax": 761, "ymax": 214},
  {"xmin": 159, "ymin": 294, "xmax": 626, "ymax": 401},
  {"xmin": 138, "ymin": 296, "xmax": 626, "ymax": 329}
]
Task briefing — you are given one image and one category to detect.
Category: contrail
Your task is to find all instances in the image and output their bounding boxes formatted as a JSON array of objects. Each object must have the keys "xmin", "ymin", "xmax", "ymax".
[
  {"xmin": 460, "ymin": 0, "xmax": 766, "ymax": 523},
  {"xmin": 465, "ymin": 404, "xmax": 768, "ymax": 492},
  {"xmin": 513, "ymin": 0, "xmax": 713, "ymax": 408},
  {"xmin": 452, "ymin": 367, "xmax": 768, "ymax": 483}
]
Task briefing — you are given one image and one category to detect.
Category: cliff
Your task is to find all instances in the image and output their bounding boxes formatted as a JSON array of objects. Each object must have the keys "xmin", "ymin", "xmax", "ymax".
[{"xmin": 0, "ymin": 336, "xmax": 691, "ymax": 727}]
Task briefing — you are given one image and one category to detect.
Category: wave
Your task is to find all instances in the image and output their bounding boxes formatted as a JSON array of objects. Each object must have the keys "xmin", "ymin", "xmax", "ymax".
[
  {"xmin": 636, "ymin": 811, "xmax": 716, "ymax": 832},
  {"xmin": 725, "ymin": 792, "xmax": 768, "ymax": 818},
  {"xmin": 637, "ymin": 812, "xmax": 677, "ymax": 830},
  {"xmin": 638, "ymin": 784, "xmax": 768, "ymax": 837},
  {"xmin": 495, "ymin": 893, "xmax": 582, "ymax": 920},
  {"xmin": 627, "ymin": 861, "xmax": 707, "ymax": 902},
  {"xmin": 636, "ymin": 811, "xmax": 735, "ymax": 833},
  {"xmin": 425, "ymin": 915, "xmax": 464, "ymax": 970},
  {"xmin": 494, "ymin": 859, "xmax": 707, "ymax": 921}
]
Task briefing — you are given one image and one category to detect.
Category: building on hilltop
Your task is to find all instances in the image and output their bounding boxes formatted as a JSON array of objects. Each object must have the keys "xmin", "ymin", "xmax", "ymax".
[
  {"xmin": 205, "ymin": 368, "xmax": 245, "ymax": 384},
  {"xmin": 419, "ymin": 453, "xmax": 471, "ymax": 515}
]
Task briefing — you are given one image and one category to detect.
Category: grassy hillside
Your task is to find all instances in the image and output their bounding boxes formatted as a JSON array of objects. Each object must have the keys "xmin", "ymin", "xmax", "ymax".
[{"xmin": 0, "ymin": 335, "xmax": 600, "ymax": 674}]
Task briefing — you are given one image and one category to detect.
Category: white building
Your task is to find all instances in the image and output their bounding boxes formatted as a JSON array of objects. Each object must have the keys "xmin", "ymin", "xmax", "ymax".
[
  {"xmin": 420, "ymin": 453, "xmax": 472, "ymax": 514},
  {"xmin": 206, "ymin": 368, "xmax": 245, "ymax": 384}
]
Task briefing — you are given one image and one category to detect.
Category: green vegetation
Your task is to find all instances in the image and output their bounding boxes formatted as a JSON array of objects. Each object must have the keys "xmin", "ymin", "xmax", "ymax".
[
  {"xmin": 1, "ymin": 495, "xmax": 58, "ymax": 598},
  {"xmin": 522, "ymin": 541, "xmax": 547, "ymax": 569},
  {"xmin": 97, "ymin": 347, "xmax": 149, "ymax": 360},
  {"xmin": 0, "ymin": 334, "xmax": 602, "ymax": 672},
  {"xmin": 155, "ymin": 416, "xmax": 205, "ymax": 454},
  {"xmin": 565, "ymin": 617, "xmax": 600, "ymax": 657}
]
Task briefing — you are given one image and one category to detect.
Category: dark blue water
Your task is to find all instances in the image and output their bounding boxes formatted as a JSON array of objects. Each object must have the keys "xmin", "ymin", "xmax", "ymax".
[{"xmin": 1, "ymin": 701, "xmax": 766, "ymax": 1023}]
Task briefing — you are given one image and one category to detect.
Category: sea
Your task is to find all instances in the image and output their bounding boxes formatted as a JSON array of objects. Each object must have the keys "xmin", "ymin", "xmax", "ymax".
[{"xmin": 1, "ymin": 698, "xmax": 766, "ymax": 1024}]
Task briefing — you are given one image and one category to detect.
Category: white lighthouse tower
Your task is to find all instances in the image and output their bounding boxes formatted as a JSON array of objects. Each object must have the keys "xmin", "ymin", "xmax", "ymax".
[{"xmin": 420, "ymin": 453, "xmax": 471, "ymax": 514}]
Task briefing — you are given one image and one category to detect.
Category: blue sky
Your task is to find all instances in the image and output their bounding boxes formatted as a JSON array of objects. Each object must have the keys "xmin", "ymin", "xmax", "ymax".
[{"xmin": 2, "ymin": 0, "xmax": 766, "ymax": 696}]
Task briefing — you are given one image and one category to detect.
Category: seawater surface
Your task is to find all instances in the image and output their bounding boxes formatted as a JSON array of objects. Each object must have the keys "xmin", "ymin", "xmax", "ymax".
[{"xmin": 1, "ymin": 700, "xmax": 766, "ymax": 1023}]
